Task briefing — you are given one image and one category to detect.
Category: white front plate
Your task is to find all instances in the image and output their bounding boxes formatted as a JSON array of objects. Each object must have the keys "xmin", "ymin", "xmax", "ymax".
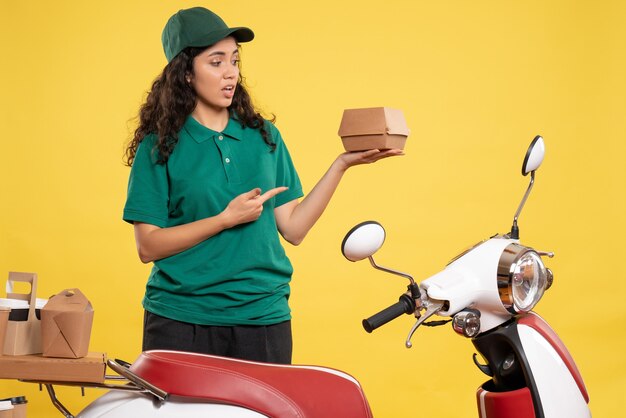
[{"xmin": 518, "ymin": 325, "xmax": 591, "ymax": 418}]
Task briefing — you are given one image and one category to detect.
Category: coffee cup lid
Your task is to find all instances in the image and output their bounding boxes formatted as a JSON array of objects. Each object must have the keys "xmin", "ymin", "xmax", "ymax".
[
  {"xmin": 0, "ymin": 298, "xmax": 47, "ymax": 310},
  {"xmin": 0, "ymin": 400, "xmax": 13, "ymax": 411}
]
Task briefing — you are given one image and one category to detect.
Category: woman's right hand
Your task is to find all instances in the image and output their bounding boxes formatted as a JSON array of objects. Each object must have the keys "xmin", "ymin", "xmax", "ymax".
[{"xmin": 222, "ymin": 187, "xmax": 288, "ymax": 228}]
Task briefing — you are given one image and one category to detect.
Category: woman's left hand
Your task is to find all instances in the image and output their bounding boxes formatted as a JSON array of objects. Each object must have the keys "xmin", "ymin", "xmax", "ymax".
[{"xmin": 336, "ymin": 148, "xmax": 404, "ymax": 171}]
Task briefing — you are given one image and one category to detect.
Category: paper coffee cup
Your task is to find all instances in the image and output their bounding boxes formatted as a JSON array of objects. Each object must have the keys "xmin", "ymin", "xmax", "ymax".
[
  {"xmin": 0, "ymin": 397, "xmax": 26, "ymax": 418},
  {"xmin": 0, "ymin": 399, "xmax": 13, "ymax": 418},
  {"xmin": 0, "ymin": 298, "xmax": 47, "ymax": 321},
  {"xmin": 0, "ymin": 307, "xmax": 11, "ymax": 356}
]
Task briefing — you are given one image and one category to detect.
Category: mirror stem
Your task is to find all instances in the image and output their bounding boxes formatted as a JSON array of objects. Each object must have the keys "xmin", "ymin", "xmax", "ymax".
[
  {"xmin": 368, "ymin": 256, "xmax": 416, "ymax": 286},
  {"xmin": 510, "ymin": 171, "xmax": 536, "ymax": 239}
]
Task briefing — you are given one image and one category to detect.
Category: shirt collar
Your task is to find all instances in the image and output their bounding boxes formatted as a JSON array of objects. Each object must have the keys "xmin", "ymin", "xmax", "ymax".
[{"xmin": 183, "ymin": 114, "xmax": 245, "ymax": 143}]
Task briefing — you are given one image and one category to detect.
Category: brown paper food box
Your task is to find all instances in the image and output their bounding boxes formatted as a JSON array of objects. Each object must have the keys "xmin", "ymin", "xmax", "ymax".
[
  {"xmin": 3, "ymin": 272, "xmax": 42, "ymax": 356},
  {"xmin": 338, "ymin": 107, "xmax": 410, "ymax": 151},
  {"xmin": 0, "ymin": 352, "xmax": 106, "ymax": 383},
  {"xmin": 0, "ymin": 397, "xmax": 27, "ymax": 418},
  {"xmin": 13, "ymin": 403, "xmax": 26, "ymax": 418},
  {"xmin": 0, "ymin": 402, "xmax": 12, "ymax": 418},
  {"xmin": 41, "ymin": 289, "xmax": 94, "ymax": 358},
  {"xmin": 12, "ymin": 403, "xmax": 25, "ymax": 418}
]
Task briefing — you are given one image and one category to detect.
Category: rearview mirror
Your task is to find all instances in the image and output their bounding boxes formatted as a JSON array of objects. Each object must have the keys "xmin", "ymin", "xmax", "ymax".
[
  {"xmin": 511, "ymin": 135, "xmax": 546, "ymax": 239},
  {"xmin": 522, "ymin": 135, "xmax": 545, "ymax": 175},
  {"xmin": 341, "ymin": 221, "xmax": 386, "ymax": 262}
]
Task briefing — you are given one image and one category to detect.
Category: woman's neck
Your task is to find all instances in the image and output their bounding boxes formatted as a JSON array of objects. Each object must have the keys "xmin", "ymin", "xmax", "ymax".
[{"xmin": 191, "ymin": 104, "xmax": 230, "ymax": 132}]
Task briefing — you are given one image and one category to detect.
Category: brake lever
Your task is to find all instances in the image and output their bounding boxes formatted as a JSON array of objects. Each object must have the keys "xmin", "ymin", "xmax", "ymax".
[{"xmin": 405, "ymin": 299, "xmax": 445, "ymax": 348}]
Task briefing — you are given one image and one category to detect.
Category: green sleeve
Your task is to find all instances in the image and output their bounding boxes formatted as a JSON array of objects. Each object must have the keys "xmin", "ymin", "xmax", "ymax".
[{"xmin": 123, "ymin": 135, "xmax": 170, "ymax": 227}]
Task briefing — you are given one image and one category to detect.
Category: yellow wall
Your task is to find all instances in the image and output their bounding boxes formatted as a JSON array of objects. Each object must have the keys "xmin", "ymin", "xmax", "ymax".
[{"xmin": 1, "ymin": 0, "xmax": 624, "ymax": 416}]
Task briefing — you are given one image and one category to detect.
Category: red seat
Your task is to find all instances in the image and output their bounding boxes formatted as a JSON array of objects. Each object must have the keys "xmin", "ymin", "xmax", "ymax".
[{"xmin": 131, "ymin": 350, "xmax": 373, "ymax": 418}]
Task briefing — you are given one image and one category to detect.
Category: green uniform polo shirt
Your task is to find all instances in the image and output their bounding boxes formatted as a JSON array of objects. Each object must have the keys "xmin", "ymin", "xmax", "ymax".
[{"xmin": 123, "ymin": 115, "xmax": 303, "ymax": 326}]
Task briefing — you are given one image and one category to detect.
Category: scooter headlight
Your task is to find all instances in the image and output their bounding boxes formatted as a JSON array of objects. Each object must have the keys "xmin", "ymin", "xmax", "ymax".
[{"xmin": 498, "ymin": 244, "xmax": 548, "ymax": 313}]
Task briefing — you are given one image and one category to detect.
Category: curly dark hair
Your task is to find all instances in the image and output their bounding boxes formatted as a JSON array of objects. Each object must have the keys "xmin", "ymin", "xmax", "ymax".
[{"xmin": 124, "ymin": 46, "xmax": 275, "ymax": 166}]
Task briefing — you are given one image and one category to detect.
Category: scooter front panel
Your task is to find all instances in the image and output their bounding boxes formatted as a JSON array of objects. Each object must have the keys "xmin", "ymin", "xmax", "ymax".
[
  {"xmin": 518, "ymin": 324, "xmax": 591, "ymax": 418},
  {"xmin": 473, "ymin": 316, "xmax": 591, "ymax": 418},
  {"xmin": 518, "ymin": 313, "xmax": 589, "ymax": 402}
]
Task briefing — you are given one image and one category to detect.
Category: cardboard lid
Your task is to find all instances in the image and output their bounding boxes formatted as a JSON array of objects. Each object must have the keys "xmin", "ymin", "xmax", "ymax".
[
  {"xmin": 43, "ymin": 289, "xmax": 92, "ymax": 313},
  {"xmin": 338, "ymin": 107, "xmax": 410, "ymax": 137},
  {"xmin": 383, "ymin": 108, "xmax": 411, "ymax": 136}
]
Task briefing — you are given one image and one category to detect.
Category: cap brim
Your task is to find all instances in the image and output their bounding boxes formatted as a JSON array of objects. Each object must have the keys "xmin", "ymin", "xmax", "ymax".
[
  {"xmin": 188, "ymin": 27, "xmax": 254, "ymax": 49},
  {"xmin": 228, "ymin": 27, "xmax": 254, "ymax": 43}
]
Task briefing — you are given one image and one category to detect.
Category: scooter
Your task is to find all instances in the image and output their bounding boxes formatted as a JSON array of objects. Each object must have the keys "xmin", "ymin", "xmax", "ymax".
[
  {"xmin": 30, "ymin": 136, "xmax": 589, "ymax": 418},
  {"xmin": 340, "ymin": 135, "xmax": 591, "ymax": 417}
]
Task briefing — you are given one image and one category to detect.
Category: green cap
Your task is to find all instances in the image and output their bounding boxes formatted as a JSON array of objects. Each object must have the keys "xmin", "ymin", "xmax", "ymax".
[{"xmin": 161, "ymin": 7, "xmax": 254, "ymax": 62}]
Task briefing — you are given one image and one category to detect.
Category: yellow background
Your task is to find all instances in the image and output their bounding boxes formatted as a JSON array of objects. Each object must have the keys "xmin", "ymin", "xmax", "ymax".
[{"xmin": 1, "ymin": 0, "xmax": 624, "ymax": 416}]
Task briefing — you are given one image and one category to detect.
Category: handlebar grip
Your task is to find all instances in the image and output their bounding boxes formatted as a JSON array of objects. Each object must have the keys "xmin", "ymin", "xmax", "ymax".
[{"xmin": 362, "ymin": 294, "xmax": 415, "ymax": 333}]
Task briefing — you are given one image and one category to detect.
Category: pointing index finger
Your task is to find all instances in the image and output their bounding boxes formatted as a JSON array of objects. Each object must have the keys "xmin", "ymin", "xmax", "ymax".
[{"xmin": 258, "ymin": 187, "xmax": 289, "ymax": 203}]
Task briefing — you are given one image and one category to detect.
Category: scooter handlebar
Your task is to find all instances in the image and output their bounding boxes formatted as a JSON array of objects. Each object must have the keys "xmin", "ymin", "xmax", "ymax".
[{"xmin": 362, "ymin": 294, "xmax": 416, "ymax": 333}]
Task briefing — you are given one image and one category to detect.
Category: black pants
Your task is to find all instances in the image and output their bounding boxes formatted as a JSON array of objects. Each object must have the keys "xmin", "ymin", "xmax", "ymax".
[{"xmin": 142, "ymin": 311, "xmax": 293, "ymax": 364}]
